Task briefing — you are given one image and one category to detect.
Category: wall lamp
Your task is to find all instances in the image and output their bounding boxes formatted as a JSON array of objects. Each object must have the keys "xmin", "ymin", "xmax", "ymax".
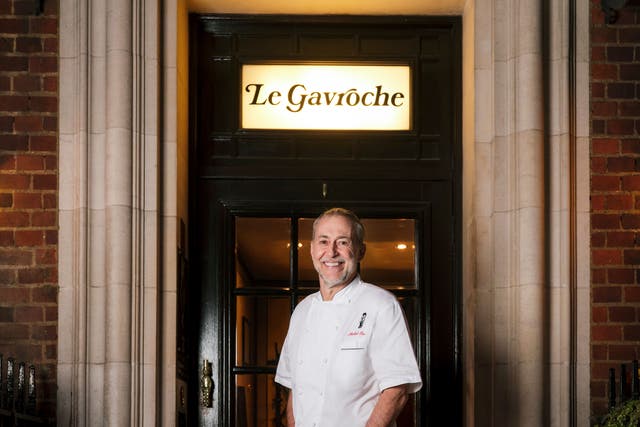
[{"xmin": 601, "ymin": 0, "xmax": 628, "ymax": 24}]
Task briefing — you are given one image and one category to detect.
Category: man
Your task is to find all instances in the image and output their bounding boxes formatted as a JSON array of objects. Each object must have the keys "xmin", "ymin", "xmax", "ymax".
[{"xmin": 275, "ymin": 208, "xmax": 422, "ymax": 426}]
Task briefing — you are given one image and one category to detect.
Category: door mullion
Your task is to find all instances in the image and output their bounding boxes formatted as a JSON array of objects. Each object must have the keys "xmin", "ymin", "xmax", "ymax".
[{"xmin": 290, "ymin": 215, "xmax": 299, "ymax": 314}]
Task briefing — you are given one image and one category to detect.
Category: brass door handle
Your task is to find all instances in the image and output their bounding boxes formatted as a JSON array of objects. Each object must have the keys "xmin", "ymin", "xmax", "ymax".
[{"xmin": 201, "ymin": 359, "xmax": 214, "ymax": 407}]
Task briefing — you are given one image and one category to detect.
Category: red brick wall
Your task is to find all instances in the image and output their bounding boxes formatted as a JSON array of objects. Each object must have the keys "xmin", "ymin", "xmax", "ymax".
[
  {"xmin": 0, "ymin": 0, "xmax": 58, "ymax": 418},
  {"xmin": 591, "ymin": 0, "xmax": 640, "ymax": 419}
]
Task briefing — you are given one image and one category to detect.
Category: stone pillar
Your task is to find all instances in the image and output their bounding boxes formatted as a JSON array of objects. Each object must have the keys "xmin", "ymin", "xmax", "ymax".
[
  {"xmin": 104, "ymin": 0, "xmax": 134, "ymax": 424},
  {"xmin": 473, "ymin": 0, "xmax": 590, "ymax": 425},
  {"xmin": 548, "ymin": 0, "xmax": 571, "ymax": 423},
  {"xmin": 474, "ymin": 1, "xmax": 545, "ymax": 425},
  {"xmin": 58, "ymin": 0, "xmax": 169, "ymax": 425}
]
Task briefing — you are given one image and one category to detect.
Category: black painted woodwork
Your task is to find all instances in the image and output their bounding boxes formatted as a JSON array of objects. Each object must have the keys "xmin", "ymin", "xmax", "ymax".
[{"xmin": 188, "ymin": 15, "xmax": 462, "ymax": 427}]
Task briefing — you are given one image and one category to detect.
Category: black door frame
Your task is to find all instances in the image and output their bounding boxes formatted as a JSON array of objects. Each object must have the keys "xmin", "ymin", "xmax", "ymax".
[{"xmin": 187, "ymin": 15, "xmax": 462, "ymax": 426}]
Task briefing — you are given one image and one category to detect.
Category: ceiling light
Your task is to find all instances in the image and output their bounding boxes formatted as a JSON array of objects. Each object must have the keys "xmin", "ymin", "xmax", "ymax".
[{"xmin": 396, "ymin": 243, "xmax": 407, "ymax": 250}]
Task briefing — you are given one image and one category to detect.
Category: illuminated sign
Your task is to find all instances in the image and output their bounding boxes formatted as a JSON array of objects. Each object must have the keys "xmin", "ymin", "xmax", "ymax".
[{"xmin": 241, "ymin": 64, "xmax": 411, "ymax": 130}]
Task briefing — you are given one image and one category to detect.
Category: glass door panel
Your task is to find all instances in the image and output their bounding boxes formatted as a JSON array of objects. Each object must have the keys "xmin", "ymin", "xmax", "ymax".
[
  {"xmin": 235, "ymin": 217, "xmax": 291, "ymax": 287},
  {"xmin": 360, "ymin": 218, "xmax": 416, "ymax": 289},
  {"xmin": 235, "ymin": 296, "xmax": 289, "ymax": 367},
  {"xmin": 234, "ymin": 217, "xmax": 293, "ymax": 427},
  {"xmin": 236, "ymin": 374, "xmax": 288, "ymax": 427},
  {"xmin": 398, "ymin": 297, "xmax": 419, "ymax": 355},
  {"xmin": 296, "ymin": 218, "xmax": 316, "ymax": 285}
]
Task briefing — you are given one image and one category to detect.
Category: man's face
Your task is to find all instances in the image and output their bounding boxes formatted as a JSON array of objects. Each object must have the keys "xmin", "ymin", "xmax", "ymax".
[{"xmin": 310, "ymin": 214, "xmax": 364, "ymax": 289}]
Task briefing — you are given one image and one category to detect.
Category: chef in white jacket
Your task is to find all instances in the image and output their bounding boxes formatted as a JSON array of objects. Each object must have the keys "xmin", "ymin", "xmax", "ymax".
[{"xmin": 275, "ymin": 208, "xmax": 422, "ymax": 427}]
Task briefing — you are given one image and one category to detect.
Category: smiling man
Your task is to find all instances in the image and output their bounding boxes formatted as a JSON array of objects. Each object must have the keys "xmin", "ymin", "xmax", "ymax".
[{"xmin": 275, "ymin": 208, "xmax": 422, "ymax": 427}]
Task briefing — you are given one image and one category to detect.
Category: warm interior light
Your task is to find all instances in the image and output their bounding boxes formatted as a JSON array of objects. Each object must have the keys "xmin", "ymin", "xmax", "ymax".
[
  {"xmin": 241, "ymin": 64, "xmax": 411, "ymax": 130},
  {"xmin": 396, "ymin": 243, "xmax": 407, "ymax": 250}
]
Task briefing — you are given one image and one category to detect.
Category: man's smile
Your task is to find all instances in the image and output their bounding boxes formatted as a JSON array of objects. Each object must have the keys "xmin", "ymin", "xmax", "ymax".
[{"xmin": 322, "ymin": 259, "xmax": 344, "ymax": 268}]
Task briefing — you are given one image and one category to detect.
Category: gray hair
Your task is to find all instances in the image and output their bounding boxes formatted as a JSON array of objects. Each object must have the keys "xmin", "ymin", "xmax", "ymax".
[{"xmin": 312, "ymin": 207, "xmax": 365, "ymax": 248}]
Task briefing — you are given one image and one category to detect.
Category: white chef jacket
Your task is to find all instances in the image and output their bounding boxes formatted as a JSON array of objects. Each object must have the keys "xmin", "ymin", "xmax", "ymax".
[{"xmin": 275, "ymin": 276, "xmax": 422, "ymax": 427}]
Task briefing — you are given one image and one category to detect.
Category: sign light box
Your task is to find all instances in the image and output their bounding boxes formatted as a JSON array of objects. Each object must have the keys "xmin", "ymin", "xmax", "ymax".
[{"xmin": 241, "ymin": 64, "xmax": 411, "ymax": 131}]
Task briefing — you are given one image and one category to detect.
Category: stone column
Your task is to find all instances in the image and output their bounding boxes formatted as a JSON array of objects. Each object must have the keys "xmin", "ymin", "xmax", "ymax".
[
  {"xmin": 58, "ymin": 0, "xmax": 169, "ymax": 425},
  {"xmin": 474, "ymin": 1, "xmax": 545, "ymax": 425},
  {"xmin": 548, "ymin": 0, "xmax": 572, "ymax": 423},
  {"xmin": 104, "ymin": 0, "xmax": 134, "ymax": 424},
  {"xmin": 473, "ymin": 0, "xmax": 590, "ymax": 425}
]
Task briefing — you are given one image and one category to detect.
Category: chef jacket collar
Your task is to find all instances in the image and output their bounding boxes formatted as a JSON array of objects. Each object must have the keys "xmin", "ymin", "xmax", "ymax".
[{"xmin": 313, "ymin": 276, "xmax": 362, "ymax": 305}]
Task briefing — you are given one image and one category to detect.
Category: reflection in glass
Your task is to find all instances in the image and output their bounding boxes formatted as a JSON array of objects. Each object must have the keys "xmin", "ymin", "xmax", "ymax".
[
  {"xmin": 236, "ymin": 296, "xmax": 289, "ymax": 367},
  {"xmin": 398, "ymin": 297, "xmax": 419, "ymax": 350},
  {"xmin": 297, "ymin": 218, "xmax": 315, "ymax": 284},
  {"xmin": 360, "ymin": 219, "xmax": 415, "ymax": 289},
  {"xmin": 236, "ymin": 374, "xmax": 289, "ymax": 427},
  {"xmin": 235, "ymin": 217, "xmax": 291, "ymax": 287}
]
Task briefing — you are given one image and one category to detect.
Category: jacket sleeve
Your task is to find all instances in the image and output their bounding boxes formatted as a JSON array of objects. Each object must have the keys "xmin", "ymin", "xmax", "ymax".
[
  {"xmin": 275, "ymin": 310, "xmax": 297, "ymax": 389},
  {"xmin": 369, "ymin": 298, "xmax": 422, "ymax": 393}
]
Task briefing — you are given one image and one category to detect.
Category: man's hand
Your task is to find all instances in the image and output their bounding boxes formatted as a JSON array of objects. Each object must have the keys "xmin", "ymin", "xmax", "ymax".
[
  {"xmin": 365, "ymin": 384, "xmax": 408, "ymax": 427},
  {"xmin": 286, "ymin": 390, "xmax": 295, "ymax": 426}
]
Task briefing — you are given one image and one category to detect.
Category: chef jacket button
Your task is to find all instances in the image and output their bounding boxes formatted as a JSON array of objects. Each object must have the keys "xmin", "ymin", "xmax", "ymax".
[{"xmin": 322, "ymin": 358, "xmax": 328, "ymax": 364}]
